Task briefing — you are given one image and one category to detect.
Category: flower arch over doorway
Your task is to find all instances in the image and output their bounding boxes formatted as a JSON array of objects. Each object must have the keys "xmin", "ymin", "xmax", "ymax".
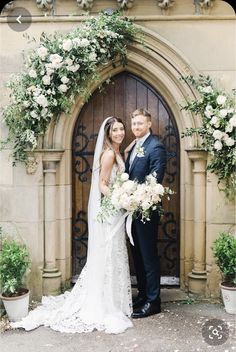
[{"xmin": 41, "ymin": 26, "xmax": 208, "ymax": 296}]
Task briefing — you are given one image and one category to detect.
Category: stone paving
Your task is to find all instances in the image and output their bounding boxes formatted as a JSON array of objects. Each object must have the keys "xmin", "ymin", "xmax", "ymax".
[{"xmin": 0, "ymin": 289, "xmax": 235, "ymax": 352}]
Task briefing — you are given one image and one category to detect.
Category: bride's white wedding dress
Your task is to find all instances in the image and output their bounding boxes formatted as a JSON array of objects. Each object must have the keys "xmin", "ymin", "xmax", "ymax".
[{"xmin": 11, "ymin": 124, "xmax": 133, "ymax": 334}]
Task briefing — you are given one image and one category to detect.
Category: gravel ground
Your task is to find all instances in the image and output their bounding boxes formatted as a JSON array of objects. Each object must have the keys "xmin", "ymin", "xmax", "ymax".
[{"xmin": 0, "ymin": 299, "xmax": 235, "ymax": 352}]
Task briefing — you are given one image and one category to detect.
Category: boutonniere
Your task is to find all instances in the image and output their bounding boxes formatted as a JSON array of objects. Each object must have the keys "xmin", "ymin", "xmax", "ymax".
[{"xmin": 136, "ymin": 144, "xmax": 145, "ymax": 157}]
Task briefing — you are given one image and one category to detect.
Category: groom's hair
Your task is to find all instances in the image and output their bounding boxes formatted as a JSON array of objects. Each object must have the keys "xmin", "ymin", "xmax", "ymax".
[{"xmin": 132, "ymin": 108, "xmax": 152, "ymax": 121}]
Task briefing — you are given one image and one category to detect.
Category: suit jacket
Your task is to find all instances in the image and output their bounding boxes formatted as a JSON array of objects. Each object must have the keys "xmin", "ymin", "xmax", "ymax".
[{"xmin": 125, "ymin": 134, "xmax": 166, "ymax": 184}]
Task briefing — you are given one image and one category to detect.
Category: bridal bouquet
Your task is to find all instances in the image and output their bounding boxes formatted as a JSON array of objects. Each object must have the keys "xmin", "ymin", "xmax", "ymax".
[{"xmin": 97, "ymin": 172, "xmax": 173, "ymax": 223}]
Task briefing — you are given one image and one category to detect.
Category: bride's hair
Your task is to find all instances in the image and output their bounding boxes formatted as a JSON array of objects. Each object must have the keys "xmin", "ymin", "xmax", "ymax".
[{"xmin": 100, "ymin": 116, "xmax": 125, "ymax": 165}]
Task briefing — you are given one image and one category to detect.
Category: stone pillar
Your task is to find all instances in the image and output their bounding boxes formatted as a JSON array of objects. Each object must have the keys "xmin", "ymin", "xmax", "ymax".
[
  {"xmin": 186, "ymin": 149, "xmax": 208, "ymax": 295},
  {"xmin": 42, "ymin": 150, "xmax": 64, "ymax": 295}
]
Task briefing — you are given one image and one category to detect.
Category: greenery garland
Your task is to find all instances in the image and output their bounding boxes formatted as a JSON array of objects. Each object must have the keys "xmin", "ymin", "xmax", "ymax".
[
  {"xmin": 1, "ymin": 12, "xmax": 139, "ymax": 164},
  {"xmin": 182, "ymin": 75, "xmax": 236, "ymax": 200}
]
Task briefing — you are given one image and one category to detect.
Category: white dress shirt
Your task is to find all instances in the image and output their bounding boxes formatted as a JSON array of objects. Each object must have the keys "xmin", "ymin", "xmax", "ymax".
[{"xmin": 129, "ymin": 131, "xmax": 150, "ymax": 169}]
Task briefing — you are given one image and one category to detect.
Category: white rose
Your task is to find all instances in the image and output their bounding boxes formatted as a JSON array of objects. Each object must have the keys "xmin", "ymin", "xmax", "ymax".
[
  {"xmin": 80, "ymin": 38, "xmax": 90, "ymax": 47},
  {"xmin": 62, "ymin": 39, "xmax": 73, "ymax": 51},
  {"xmin": 225, "ymin": 137, "xmax": 235, "ymax": 147},
  {"xmin": 120, "ymin": 173, "xmax": 129, "ymax": 182},
  {"xmin": 202, "ymin": 86, "xmax": 213, "ymax": 94},
  {"xmin": 213, "ymin": 130, "xmax": 223, "ymax": 140},
  {"xmin": 210, "ymin": 116, "xmax": 220, "ymax": 128},
  {"xmin": 65, "ymin": 58, "xmax": 73, "ymax": 66},
  {"xmin": 229, "ymin": 115, "xmax": 236, "ymax": 127},
  {"xmin": 30, "ymin": 111, "xmax": 38, "ymax": 119},
  {"xmin": 214, "ymin": 140, "xmax": 223, "ymax": 151},
  {"xmin": 225, "ymin": 124, "xmax": 233, "ymax": 133},
  {"xmin": 37, "ymin": 46, "xmax": 48, "ymax": 60},
  {"xmin": 67, "ymin": 64, "xmax": 80, "ymax": 72},
  {"xmin": 142, "ymin": 200, "xmax": 151, "ymax": 211},
  {"xmin": 35, "ymin": 94, "xmax": 48, "ymax": 107},
  {"xmin": 23, "ymin": 101, "xmax": 30, "ymax": 108},
  {"xmin": 58, "ymin": 84, "xmax": 69, "ymax": 93},
  {"xmin": 216, "ymin": 95, "xmax": 226, "ymax": 105},
  {"xmin": 42, "ymin": 75, "xmax": 51, "ymax": 85},
  {"xmin": 46, "ymin": 67, "xmax": 54, "ymax": 76},
  {"xmin": 154, "ymin": 183, "xmax": 165, "ymax": 196},
  {"xmin": 88, "ymin": 52, "xmax": 97, "ymax": 61},
  {"xmin": 49, "ymin": 54, "xmax": 63, "ymax": 62},
  {"xmin": 122, "ymin": 180, "xmax": 137, "ymax": 193},
  {"xmin": 29, "ymin": 69, "xmax": 37, "ymax": 78},
  {"xmin": 219, "ymin": 109, "xmax": 228, "ymax": 118},
  {"xmin": 61, "ymin": 76, "xmax": 69, "ymax": 84}
]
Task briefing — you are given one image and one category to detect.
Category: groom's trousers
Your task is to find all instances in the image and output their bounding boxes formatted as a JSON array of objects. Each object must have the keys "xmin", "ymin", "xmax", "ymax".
[{"xmin": 131, "ymin": 212, "xmax": 161, "ymax": 302}]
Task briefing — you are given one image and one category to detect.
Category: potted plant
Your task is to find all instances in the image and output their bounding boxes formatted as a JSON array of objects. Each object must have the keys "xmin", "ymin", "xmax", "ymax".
[
  {"xmin": 212, "ymin": 231, "xmax": 236, "ymax": 314},
  {"xmin": 0, "ymin": 232, "xmax": 31, "ymax": 322}
]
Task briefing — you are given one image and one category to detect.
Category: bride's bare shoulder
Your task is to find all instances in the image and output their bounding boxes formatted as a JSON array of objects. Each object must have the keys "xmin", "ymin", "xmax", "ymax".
[{"xmin": 100, "ymin": 149, "xmax": 115, "ymax": 164}]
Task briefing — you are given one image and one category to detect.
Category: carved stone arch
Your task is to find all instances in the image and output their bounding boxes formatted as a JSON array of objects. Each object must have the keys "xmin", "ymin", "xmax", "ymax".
[
  {"xmin": 43, "ymin": 26, "xmax": 202, "ymax": 291},
  {"xmin": 45, "ymin": 26, "xmax": 199, "ymax": 151}
]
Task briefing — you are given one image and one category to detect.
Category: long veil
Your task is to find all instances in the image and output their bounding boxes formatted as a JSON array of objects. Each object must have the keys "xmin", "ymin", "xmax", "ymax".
[{"xmin": 11, "ymin": 117, "xmax": 132, "ymax": 333}]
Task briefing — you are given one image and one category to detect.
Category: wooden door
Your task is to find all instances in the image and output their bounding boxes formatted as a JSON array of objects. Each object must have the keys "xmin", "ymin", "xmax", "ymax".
[{"xmin": 72, "ymin": 72, "xmax": 180, "ymax": 283}]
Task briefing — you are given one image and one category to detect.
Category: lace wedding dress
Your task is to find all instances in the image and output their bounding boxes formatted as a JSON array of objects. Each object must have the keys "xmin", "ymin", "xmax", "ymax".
[{"xmin": 11, "ymin": 120, "xmax": 133, "ymax": 334}]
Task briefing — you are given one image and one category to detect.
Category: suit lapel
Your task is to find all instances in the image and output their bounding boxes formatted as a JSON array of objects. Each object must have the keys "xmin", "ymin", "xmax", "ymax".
[{"xmin": 129, "ymin": 134, "xmax": 153, "ymax": 174}]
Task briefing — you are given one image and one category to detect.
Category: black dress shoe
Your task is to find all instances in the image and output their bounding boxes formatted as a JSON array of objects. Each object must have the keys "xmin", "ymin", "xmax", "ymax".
[
  {"xmin": 131, "ymin": 301, "xmax": 161, "ymax": 319},
  {"xmin": 132, "ymin": 295, "xmax": 147, "ymax": 310}
]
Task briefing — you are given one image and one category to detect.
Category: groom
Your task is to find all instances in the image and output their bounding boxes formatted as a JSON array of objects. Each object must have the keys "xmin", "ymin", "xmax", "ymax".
[{"xmin": 125, "ymin": 108, "xmax": 167, "ymax": 318}]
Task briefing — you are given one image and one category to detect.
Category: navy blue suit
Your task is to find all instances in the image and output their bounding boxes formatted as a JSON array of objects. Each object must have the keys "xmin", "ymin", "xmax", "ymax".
[{"xmin": 125, "ymin": 134, "xmax": 166, "ymax": 302}]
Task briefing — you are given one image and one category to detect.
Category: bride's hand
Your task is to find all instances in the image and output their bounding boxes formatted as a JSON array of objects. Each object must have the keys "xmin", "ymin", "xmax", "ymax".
[{"xmin": 124, "ymin": 139, "xmax": 136, "ymax": 160}]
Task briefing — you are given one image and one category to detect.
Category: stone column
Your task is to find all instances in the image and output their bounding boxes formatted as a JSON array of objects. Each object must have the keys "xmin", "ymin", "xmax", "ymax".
[
  {"xmin": 42, "ymin": 150, "xmax": 64, "ymax": 295},
  {"xmin": 186, "ymin": 149, "xmax": 208, "ymax": 295}
]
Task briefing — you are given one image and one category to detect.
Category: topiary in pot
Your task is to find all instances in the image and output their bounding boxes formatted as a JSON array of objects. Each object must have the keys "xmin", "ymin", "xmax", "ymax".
[
  {"xmin": 0, "ymin": 234, "xmax": 31, "ymax": 321},
  {"xmin": 212, "ymin": 231, "xmax": 236, "ymax": 314}
]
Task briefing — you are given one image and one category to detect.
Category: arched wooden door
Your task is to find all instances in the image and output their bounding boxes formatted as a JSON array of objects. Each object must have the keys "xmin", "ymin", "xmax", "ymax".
[{"xmin": 72, "ymin": 72, "xmax": 180, "ymax": 284}]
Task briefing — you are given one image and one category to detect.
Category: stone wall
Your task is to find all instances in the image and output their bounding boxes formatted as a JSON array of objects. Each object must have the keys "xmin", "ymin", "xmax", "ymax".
[{"xmin": 0, "ymin": 0, "xmax": 235, "ymax": 299}]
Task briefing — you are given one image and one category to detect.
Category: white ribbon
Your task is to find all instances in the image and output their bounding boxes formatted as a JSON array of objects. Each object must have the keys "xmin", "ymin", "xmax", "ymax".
[{"xmin": 105, "ymin": 212, "xmax": 134, "ymax": 246}]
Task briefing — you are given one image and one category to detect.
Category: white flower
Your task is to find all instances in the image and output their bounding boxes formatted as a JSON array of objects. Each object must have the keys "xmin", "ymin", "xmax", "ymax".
[
  {"xmin": 229, "ymin": 115, "xmax": 236, "ymax": 127},
  {"xmin": 214, "ymin": 140, "xmax": 223, "ymax": 151},
  {"xmin": 62, "ymin": 39, "xmax": 73, "ymax": 51},
  {"xmin": 23, "ymin": 101, "xmax": 30, "ymax": 108},
  {"xmin": 202, "ymin": 86, "xmax": 213, "ymax": 94},
  {"xmin": 100, "ymin": 48, "xmax": 106, "ymax": 54},
  {"xmin": 65, "ymin": 58, "xmax": 73, "ymax": 66},
  {"xmin": 142, "ymin": 200, "xmax": 151, "ymax": 211},
  {"xmin": 136, "ymin": 145, "xmax": 145, "ymax": 157},
  {"xmin": 49, "ymin": 54, "xmax": 62, "ymax": 62},
  {"xmin": 210, "ymin": 116, "xmax": 220, "ymax": 128},
  {"xmin": 216, "ymin": 95, "xmax": 227, "ymax": 105},
  {"xmin": 42, "ymin": 75, "xmax": 51, "ymax": 85},
  {"xmin": 122, "ymin": 180, "xmax": 137, "ymax": 193},
  {"xmin": 33, "ymin": 87, "xmax": 42, "ymax": 97},
  {"xmin": 154, "ymin": 183, "xmax": 165, "ymax": 196},
  {"xmin": 45, "ymin": 67, "xmax": 54, "ymax": 76},
  {"xmin": 80, "ymin": 38, "xmax": 90, "ymax": 47},
  {"xmin": 37, "ymin": 46, "xmax": 48, "ymax": 60},
  {"xmin": 225, "ymin": 124, "xmax": 233, "ymax": 133},
  {"xmin": 30, "ymin": 111, "xmax": 38, "ymax": 119},
  {"xmin": 219, "ymin": 109, "xmax": 228, "ymax": 118},
  {"xmin": 213, "ymin": 130, "xmax": 223, "ymax": 140},
  {"xmin": 225, "ymin": 137, "xmax": 235, "ymax": 147},
  {"xmin": 120, "ymin": 173, "xmax": 129, "ymax": 182},
  {"xmin": 88, "ymin": 52, "xmax": 97, "ymax": 61},
  {"xmin": 61, "ymin": 76, "xmax": 69, "ymax": 84},
  {"xmin": 35, "ymin": 94, "xmax": 48, "ymax": 107},
  {"xmin": 58, "ymin": 84, "xmax": 69, "ymax": 93},
  {"xmin": 67, "ymin": 64, "xmax": 80, "ymax": 72},
  {"xmin": 29, "ymin": 69, "xmax": 37, "ymax": 78}
]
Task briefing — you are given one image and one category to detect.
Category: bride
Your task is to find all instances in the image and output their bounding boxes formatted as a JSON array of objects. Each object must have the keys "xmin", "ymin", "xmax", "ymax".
[{"xmin": 11, "ymin": 116, "xmax": 133, "ymax": 334}]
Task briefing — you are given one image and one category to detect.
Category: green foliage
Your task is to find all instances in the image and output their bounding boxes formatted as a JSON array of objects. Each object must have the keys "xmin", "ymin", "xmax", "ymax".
[
  {"xmin": 0, "ymin": 233, "xmax": 31, "ymax": 296},
  {"xmin": 181, "ymin": 75, "xmax": 236, "ymax": 200},
  {"xmin": 212, "ymin": 232, "xmax": 236, "ymax": 286},
  {"xmin": 1, "ymin": 12, "xmax": 140, "ymax": 165}
]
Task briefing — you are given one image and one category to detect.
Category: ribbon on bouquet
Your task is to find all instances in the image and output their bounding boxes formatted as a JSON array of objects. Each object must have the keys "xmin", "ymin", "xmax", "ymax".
[{"xmin": 105, "ymin": 211, "xmax": 134, "ymax": 246}]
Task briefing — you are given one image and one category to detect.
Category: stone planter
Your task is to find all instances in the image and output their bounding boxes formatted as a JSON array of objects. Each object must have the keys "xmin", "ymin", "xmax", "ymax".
[
  {"xmin": 220, "ymin": 283, "xmax": 236, "ymax": 314},
  {"xmin": 0, "ymin": 289, "xmax": 29, "ymax": 322}
]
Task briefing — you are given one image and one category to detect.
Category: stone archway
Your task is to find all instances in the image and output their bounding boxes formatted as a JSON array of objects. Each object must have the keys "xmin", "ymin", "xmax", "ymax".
[{"xmin": 42, "ymin": 26, "xmax": 207, "ymax": 295}]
